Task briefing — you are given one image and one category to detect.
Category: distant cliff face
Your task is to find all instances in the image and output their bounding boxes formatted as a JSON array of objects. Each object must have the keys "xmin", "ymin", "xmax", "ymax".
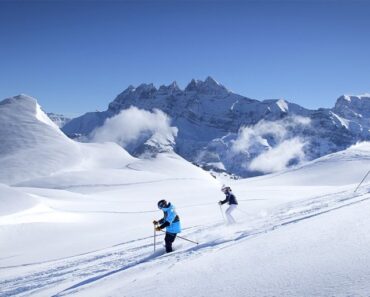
[
  {"xmin": 62, "ymin": 78, "xmax": 370, "ymax": 177},
  {"xmin": 47, "ymin": 113, "xmax": 71, "ymax": 128}
]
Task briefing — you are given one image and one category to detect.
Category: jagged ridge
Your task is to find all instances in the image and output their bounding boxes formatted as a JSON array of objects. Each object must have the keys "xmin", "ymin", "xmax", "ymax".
[{"xmin": 62, "ymin": 78, "xmax": 370, "ymax": 177}]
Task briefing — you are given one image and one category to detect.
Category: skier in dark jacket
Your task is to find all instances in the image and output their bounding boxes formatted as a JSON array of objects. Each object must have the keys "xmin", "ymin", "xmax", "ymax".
[
  {"xmin": 218, "ymin": 185, "xmax": 238, "ymax": 224},
  {"xmin": 153, "ymin": 200, "xmax": 181, "ymax": 253}
]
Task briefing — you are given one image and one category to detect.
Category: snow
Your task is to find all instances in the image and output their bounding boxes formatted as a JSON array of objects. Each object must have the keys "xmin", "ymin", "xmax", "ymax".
[
  {"xmin": 343, "ymin": 95, "xmax": 352, "ymax": 101},
  {"xmin": 0, "ymin": 95, "xmax": 135, "ymax": 185},
  {"xmin": 276, "ymin": 99, "xmax": 289, "ymax": 112},
  {"xmin": 230, "ymin": 99, "xmax": 239, "ymax": 111},
  {"xmin": 331, "ymin": 111, "xmax": 349, "ymax": 128},
  {"xmin": 0, "ymin": 184, "xmax": 37, "ymax": 216},
  {"xmin": 343, "ymin": 93, "xmax": 370, "ymax": 100},
  {"xmin": 2, "ymin": 95, "xmax": 370, "ymax": 296},
  {"xmin": 35, "ymin": 102, "xmax": 59, "ymax": 129},
  {"xmin": 239, "ymin": 142, "xmax": 370, "ymax": 186},
  {"xmin": 81, "ymin": 197, "xmax": 370, "ymax": 297},
  {"xmin": 0, "ymin": 202, "xmax": 81, "ymax": 225}
]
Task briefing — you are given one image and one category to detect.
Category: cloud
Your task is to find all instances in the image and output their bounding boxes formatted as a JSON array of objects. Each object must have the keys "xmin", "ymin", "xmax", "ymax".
[
  {"xmin": 232, "ymin": 116, "xmax": 310, "ymax": 154},
  {"xmin": 90, "ymin": 107, "xmax": 177, "ymax": 150},
  {"xmin": 231, "ymin": 116, "xmax": 311, "ymax": 173},
  {"xmin": 248, "ymin": 138, "xmax": 306, "ymax": 173},
  {"xmin": 231, "ymin": 126, "xmax": 269, "ymax": 154}
]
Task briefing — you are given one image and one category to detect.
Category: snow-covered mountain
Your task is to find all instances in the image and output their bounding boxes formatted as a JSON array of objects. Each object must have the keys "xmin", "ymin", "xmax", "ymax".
[
  {"xmin": 62, "ymin": 77, "xmax": 370, "ymax": 177},
  {"xmin": 0, "ymin": 94, "xmax": 79, "ymax": 184},
  {"xmin": 0, "ymin": 94, "xmax": 135, "ymax": 185},
  {"xmin": 46, "ymin": 112, "xmax": 71, "ymax": 128}
]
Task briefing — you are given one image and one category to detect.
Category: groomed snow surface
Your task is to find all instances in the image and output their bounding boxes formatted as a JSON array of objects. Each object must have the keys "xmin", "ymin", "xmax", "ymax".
[{"xmin": 1, "ymin": 95, "xmax": 370, "ymax": 296}]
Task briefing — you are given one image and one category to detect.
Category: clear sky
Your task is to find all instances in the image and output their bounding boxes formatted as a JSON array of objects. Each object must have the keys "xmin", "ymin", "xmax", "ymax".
[{"xmin": 1, "ymin": 0, "xmax": 370, "ymax": 117}]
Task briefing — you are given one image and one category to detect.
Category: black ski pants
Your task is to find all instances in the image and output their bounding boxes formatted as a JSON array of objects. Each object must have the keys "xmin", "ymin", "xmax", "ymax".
[{"xmin": 165, "ymin": 232, "xmax": 177, "ymax": 253}]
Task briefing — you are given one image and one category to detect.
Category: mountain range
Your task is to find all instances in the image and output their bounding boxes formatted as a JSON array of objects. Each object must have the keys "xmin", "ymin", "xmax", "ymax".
[{"xmin": 56, "ymin": 77, "xmax": 370, "ymax": 176}]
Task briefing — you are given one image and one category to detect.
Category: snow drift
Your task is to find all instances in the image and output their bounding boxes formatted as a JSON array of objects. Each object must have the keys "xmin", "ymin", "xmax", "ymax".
[{"xmin": 0, "ymin": 95, "xmax": 134, "ymax": 185}]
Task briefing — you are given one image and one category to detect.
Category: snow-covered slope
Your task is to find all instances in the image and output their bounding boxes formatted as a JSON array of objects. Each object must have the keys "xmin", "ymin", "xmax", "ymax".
[
  {"xmin": 62, "ymin": 78, "xmax": 370, "ymax": 177},
  {"xmin": 87, "ymin": 195, "xmax": 370, "ymax": 297},
  {"xmin": 235, "ymin": 141, "xmax": 370, "ymax": 187},
  {"xmin": 2, "ymin": 135, "xmax": 370, "ymax": 296},
  {"xmin": 0, "ymin": 95, "xmax": 81, "ymax": 184},
  {"xmin": 0, "ymin": 95, "xmax": 134, "ymax": 185},
  {"xmin": 0, "ymin": 184, "xmax": 37, "ymax": 215}
]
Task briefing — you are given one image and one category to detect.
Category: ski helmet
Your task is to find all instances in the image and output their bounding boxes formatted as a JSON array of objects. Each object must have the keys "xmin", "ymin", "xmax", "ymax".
[
  {"xmin": 221, "ymin": 185, "xmax": 231, "ymax": 193},
  {"xmin": 157, "ymin": 199, "xmax": 167, "ymax": 209}
]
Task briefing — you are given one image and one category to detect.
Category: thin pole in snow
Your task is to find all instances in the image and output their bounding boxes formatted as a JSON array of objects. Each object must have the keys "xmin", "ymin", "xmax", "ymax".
[
  {"xmin": 154, "ymin": 227, "xmax": 156, "ymax": 252},
  {"xmin": 354, "ymin": 170, "xmax": 370, "ymax": 193},
  {"xmin": 219, "ymin": 204, "xmax": 226, "ymax": 223},
  {"xmin": 159, "ymin": 230, "xmax": 199, "ymax": 245}
]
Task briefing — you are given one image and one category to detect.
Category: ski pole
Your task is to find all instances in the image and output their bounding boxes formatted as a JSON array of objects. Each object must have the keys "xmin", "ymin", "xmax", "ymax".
[
  {"xmin": 154, "ymin": 226, "xmax": 157, "ymax": 252},
  {"xmin": 219, "ymin": 203, "xmax": 226, "ymax": 223},
  {"xmin": 354, "ymin": 170, "xmax": 370, "ymax": 193},
  {"xmin": 159, "ymin": 230, "xmax": 198, "ymax": 245}
]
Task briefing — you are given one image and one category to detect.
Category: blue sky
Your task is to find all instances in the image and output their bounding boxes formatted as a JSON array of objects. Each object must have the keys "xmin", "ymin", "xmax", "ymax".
[{"xmin": 1, "ymin": 0, "xmax": 370, "ymax": 117}]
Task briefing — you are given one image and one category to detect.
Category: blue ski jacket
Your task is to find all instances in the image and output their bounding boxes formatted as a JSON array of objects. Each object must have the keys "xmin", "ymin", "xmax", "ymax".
[{"xmin": 158, "ymin": 203, "xmax": 181, "ymax": 234}]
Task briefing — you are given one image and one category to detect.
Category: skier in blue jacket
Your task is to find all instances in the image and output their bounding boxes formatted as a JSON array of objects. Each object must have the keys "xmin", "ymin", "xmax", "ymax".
[{"xmin": 153, "ymin": 200, "xmax": 181, "ymax": 253}]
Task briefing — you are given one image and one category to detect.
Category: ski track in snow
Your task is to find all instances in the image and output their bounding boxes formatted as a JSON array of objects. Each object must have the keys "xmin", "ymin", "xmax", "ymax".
[
  {"xmin": 1, "ymin": 188, "xmax": 369, "ymax": 297},
  {"xmin": 24, "ymin": 177, "xmax": 200, "ymax": 191}
]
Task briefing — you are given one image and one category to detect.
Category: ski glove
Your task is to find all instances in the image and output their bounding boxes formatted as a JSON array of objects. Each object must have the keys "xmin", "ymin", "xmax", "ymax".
[
  {"xmin": 218, "ymin": 201, "xmax": 222, "ymax": 205},
  {"xmin": 155, "ymin": 226, "xmax": 162, "ymax": 231},
  {"xmin": 153, "ymin": 220, "xmax": 158, "ymax": 225}
]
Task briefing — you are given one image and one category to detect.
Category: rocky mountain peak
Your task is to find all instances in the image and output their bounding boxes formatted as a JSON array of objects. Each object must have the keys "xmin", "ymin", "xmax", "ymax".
[
  {"xmin": 204, "ymin": 76, "xmax": 220, "ymax": 86},
  {"xmin": 185, "ymin": 77, "xmax": 229, "ymax": 94},
  {"xmin": 334, "ymin": 94, "xmax": 370, "ymax": 118},
  {"xmin": 136, "ymin": 83, "xmax": 156, "ymax": 91},
  {"xmin": 158, "ymin": 81, "xmax": 181, "ymax": 93}
]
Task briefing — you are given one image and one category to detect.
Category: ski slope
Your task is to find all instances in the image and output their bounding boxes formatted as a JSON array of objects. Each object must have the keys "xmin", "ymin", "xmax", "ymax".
[
  {"xmin": 2, "ymin": 144, "xmax": 370, "ymax": 297},
  {"xmin": 1, "ymin": 95, "xmax": 370, "ymax": 296}
]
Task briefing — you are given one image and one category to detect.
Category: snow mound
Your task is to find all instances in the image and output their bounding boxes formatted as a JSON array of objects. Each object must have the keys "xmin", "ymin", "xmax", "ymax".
[
  {"xmin": 0, "ymin": 95, "xmax": 134, "ymax": 185},
  {"xmin": 0, "ymin": 95, "xmax": 82, "ymax": 184},
  {"xmin": 16, "ymin": 152, "xmax": 216, "ymax": 189},
  {"xmin": 0, "ymin": 183, "xmax": 36, "ymax": 215},
  {"xmin": 241, "ymin": 142, "xmax": 370, "ymax": 187}
]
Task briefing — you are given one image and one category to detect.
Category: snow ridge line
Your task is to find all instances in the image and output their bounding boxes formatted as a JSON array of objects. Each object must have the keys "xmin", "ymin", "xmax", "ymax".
[{"xmin": 16, "ymin": 177, "xmax": 202, "ymax": 190}]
